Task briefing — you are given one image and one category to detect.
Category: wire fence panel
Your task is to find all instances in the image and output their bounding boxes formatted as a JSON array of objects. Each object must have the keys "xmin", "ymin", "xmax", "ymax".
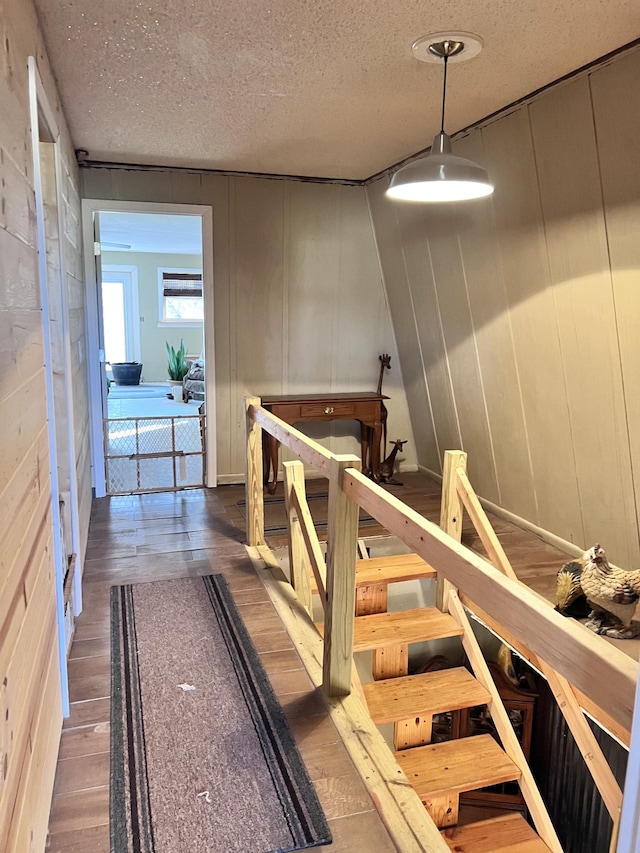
[{"xmin": 104, "ymin": 414, "xmax": 206, "ymax": 494}]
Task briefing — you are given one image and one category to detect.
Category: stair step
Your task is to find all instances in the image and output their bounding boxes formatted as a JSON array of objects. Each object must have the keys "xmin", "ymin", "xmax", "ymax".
[
  {"xmin": 363, "ymin": 667, "xmax": 491, "ymax": 724},
  {"xmin": 310, "ymin": 553, "xmax": 436, "ymax": 594},
  {"xmin": 442, "ymin": 813, "xmax": 551, "ymax": 852},
  {"xmin": 353, "ymin": 607, "xmax": 463, "ymax": 652},
  {"xmin": 395, "ymin": 734, "xmax": 521, "ymax": 801}
]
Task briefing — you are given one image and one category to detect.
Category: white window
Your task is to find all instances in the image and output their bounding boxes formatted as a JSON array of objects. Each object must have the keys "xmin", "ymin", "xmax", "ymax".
[{"xmin": 158, "ymin": 268, "xmax": 203, "ymax": 325}]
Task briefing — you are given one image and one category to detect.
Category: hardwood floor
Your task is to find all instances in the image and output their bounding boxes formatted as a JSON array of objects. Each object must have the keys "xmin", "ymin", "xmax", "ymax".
[
  {"xmin": 47, "ymin": 482, "xmax": 401, "ymax": 852},
  {"xmin": 46, "ymin": 471, "xmax": 636, "ymax": 851}
]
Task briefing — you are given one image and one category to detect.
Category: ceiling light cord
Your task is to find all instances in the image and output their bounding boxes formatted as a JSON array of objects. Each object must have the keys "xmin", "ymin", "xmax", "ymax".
[
  {"xmin": 386, "ymin": 31, "xmax": 494, "ymax": 202},
  {"xmin": 440, "ymin": 54, "xmax": 448, "ymax": 134}
]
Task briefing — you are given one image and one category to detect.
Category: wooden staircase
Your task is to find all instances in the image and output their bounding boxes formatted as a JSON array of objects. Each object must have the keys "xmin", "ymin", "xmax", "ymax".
[{"xmin": 316, "ymin": 550, "xmax": 557, "ymax": 852}]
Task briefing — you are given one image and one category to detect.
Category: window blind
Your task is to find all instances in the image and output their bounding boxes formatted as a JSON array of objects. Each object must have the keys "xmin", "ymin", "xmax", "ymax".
[{"xmin": 162, "ymin": 272, "xmax": 202, "ymax": 298}]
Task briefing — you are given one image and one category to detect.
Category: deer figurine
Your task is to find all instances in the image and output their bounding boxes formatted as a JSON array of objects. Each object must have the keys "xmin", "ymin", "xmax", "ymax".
[{"xmin": 378, "ymin": 439, "xmax": 408, "ymax": 486}]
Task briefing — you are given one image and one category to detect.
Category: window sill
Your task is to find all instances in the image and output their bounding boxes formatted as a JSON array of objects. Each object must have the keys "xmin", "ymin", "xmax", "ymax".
[{"xmin": 157, "ymin": 321, "xmax": 203, "ymax": 328}]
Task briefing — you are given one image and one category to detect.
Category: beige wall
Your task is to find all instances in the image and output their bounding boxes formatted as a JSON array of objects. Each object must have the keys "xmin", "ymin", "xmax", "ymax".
[
  {"xmin": 367, "ymin": 45, "xmax": 640, "ymax": 568},
  {"xmin": 84, "ymin": 171, "xmax": 417, "ymax": 480},
  {"xmin": 102, "ymin": 250, "xmax": 204, "ymax": 381},
  {"xmin": 0, "ymin": 0, "xmax": 90, "ymax": 849}
]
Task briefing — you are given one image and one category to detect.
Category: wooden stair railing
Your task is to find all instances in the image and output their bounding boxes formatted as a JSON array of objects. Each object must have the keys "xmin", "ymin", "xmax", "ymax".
[
  {"xmin": 441, "ymin": 450, "xmax": 623, "ymax": 830},
  {"xmin": 312, "ymin": 550, "xmax": 559, "ymax": 849},
  {"xmin": 244, "ymin": 398, "xmax": 635, "ymax": 853}
]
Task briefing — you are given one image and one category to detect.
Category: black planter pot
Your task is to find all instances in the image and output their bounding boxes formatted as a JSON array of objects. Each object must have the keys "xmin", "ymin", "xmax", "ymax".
[{"xmin": 111, "ymin": 362, "xmax": 143, "ymax": 385}]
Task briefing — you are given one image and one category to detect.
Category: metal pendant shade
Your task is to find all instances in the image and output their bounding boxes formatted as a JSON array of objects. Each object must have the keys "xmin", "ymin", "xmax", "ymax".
[{"xmin": 387, "ymin": 38, "xmax": 494, "ymax": 203}]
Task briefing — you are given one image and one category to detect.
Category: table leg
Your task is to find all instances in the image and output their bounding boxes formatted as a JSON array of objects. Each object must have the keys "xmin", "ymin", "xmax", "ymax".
[
  {"xmin": 371, "ymin": 419, "xmax": 383, "ymax": 482},
  {"xmin": 360, "ymin": 422, "xmax": 372, "ymax": 476},
  {"xmin": 262, "ymin": 433, "xmax": 280, "ymax": 494}
]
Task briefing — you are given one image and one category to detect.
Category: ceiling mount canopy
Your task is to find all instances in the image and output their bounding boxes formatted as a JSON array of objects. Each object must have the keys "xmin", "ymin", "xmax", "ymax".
[{"xmin": 386, "ymin": 31, "xmax": 494, "ymax": 203}]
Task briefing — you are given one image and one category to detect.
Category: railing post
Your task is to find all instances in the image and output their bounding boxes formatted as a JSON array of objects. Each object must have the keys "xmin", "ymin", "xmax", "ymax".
[
  {"xmin": 244, "ymin": 395, "xmax": 264, "ymax": 546},
  {"xmin": 323, "ymin": 453, "xmax": 361, "ymax": 697},
  {"xmin": 283, "ymin": 460, "xmax": 313, "ymax": 618},
  {"xmin": 437, "ymin": 450, "xmax": 467, "ymax": 612}
]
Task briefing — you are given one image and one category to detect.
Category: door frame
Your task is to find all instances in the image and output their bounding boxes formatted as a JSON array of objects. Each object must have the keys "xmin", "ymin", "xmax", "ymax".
[
  {"xmin": 81, "ymin": 200, "xmax": 216, "ymax": 496},
  {"xmin": 28, "ymin": 56, "xmax": 80, "ymax": 714}
]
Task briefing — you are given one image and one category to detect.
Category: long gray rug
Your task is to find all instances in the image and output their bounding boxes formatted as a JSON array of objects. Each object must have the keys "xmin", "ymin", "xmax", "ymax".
[{"xmin": 110, "ymin": 575, "xmax": 331, "ymax": 852}]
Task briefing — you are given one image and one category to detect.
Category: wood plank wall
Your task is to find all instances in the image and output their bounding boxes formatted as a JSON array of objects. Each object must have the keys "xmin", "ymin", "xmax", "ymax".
[
  {"xmin": 366, "ymin": 45, "xmax": 640, "ymax": 568},
  {"xmin": 0, "ymin": 0, "xmax": 91, "ymax": 850},
  {"xmin": 82, "ymin": 171, "xmax": 417, "ymax": 480}
]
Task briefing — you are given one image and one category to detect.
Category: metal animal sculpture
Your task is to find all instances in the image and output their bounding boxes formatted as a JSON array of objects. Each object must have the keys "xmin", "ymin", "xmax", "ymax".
[
  {"xmin": 367, "ymin": 354, "xmax": 391, "ymax": 478},
  {"xmin": 377, "ymin": 353, "xmax": 391, "ymax": 395},
  {"xmin": 378, "ymin": 439, "xmax": 407, "ymax": 486}
]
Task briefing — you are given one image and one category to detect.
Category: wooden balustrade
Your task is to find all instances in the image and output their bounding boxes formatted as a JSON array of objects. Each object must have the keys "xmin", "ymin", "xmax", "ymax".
[
  {"xmin": 244, "ymin": 397, "xmax": 636, "ymax": 851},
  {"xmin": 244, "ymin": 397, "xmax": 636, "ymax": 734}
]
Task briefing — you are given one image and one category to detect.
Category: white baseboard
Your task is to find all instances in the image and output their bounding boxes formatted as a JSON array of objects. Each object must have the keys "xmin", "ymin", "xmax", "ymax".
[{"xmin": 216, "ymin": 473, "xmax": 245, "ymax": 486}]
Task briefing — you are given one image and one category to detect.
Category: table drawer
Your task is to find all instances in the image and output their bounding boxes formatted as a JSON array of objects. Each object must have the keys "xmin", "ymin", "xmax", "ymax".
[{"xmin": 300, "ymin": 402, "xmax": 356, "ymax": 419}]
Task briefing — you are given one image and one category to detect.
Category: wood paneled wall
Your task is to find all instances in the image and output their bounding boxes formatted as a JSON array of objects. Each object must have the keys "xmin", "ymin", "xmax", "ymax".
[
  {"xmin": 82, "ymin": 171, "xmax": 417, "ymax": 480},
  {"xmin": 367, "ymin": 46, "xmax": 640, "ymax": 568},
  {"xmin": 0, "ymin": 0, "xmax": 90, "ymax": 849}
]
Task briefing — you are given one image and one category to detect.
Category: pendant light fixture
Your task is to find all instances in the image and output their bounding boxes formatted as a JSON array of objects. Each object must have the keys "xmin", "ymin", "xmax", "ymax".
[{"xmin": 386, "ymin": 33, "xmax": 494, "ymax": 203}]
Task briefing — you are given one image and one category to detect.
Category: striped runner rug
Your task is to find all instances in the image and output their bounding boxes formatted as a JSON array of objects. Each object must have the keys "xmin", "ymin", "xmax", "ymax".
[{"xmin": 110, "ymin": 575, "xmax": 331, "ymax": 852}]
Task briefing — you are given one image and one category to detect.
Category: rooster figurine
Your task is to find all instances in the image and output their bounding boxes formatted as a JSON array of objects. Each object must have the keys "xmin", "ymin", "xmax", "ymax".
[
  {"xmin": 555, "ymin": 559, "xmax": 590, "ymax": 619},
  {"xmin": 579, "ymin": 544, "xmax": 640, "ymax": 639}
]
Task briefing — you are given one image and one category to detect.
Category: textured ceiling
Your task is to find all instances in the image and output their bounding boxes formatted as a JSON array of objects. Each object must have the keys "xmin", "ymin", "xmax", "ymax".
[{"xmin": 34, "ymin": 0, "xmax": 640, "ymax": 180}]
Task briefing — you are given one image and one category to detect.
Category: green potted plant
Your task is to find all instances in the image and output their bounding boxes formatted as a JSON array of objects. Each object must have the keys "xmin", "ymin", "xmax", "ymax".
[{"xmin": 166, "ymin": 339, "xmax": 188, "ymax": 399}]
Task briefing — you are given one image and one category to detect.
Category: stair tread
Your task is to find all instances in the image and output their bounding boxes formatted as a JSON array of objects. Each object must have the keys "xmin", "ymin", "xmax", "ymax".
[
  {"xmin": 310, "ymin": 553, "xmax": 436, "ymax": 594},
  {"xmin": 363, "ymin": 667, "xmax": 491, "ymax": 723},
  {"xmin": 395, "ymin": 734, "xmax": 521, "ymax": 799},
  {"xmin": 442, "ymin": 813, "xmax": 551, "ymax": 852},
  {"xmin": 353, "ymin": 607, "xmax": 463, "ymax": 651}
]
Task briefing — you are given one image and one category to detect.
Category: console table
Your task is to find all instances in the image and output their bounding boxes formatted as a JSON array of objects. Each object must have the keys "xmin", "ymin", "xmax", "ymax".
[{"xmin": 260, "ymin": 392, "xmax": 388, "ymax": 494}]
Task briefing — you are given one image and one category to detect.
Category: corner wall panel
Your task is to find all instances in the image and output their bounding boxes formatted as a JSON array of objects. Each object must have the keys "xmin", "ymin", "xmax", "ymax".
[
  {"xmin": 453, "ymin": 133, "xmax": 537, "ymax": 521},
  {"xmin": 591, "ymin": 49, "xmax": 640, "ymax": 566},
  {"xmin": 529, "ymin": 74, "xmax": 639, "ymax": 565},
  {"xmin": 482, "ymin": 107, "xmax": 584, "ymax": 542},
  {"xmin": 367, "ymin": 45, "xmax": 640, "ymax": 566}
]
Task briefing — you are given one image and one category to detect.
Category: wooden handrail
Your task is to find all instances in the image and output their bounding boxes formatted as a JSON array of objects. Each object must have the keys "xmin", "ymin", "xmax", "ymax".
[
  {"xmin": 245, "ymin": 402, "xmax": 636, "ymax": 731},
  {"xmin": 244, "ymin": 399, "xmax": 637, "ymax": 850},
  {"xmin": 342, "ymin": 467, "xmax": 637, "ymax": 736},
  {"xmin": 250, "ymin": 403, "xmax": 332, "ymax": 476}
]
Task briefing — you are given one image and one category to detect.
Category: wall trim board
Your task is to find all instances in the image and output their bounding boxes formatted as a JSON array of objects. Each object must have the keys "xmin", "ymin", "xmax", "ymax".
[
  {"xmin": 216, "ymin": 473, "xmax": 246, "ymax": 486},
  {"xmin": 81, "ymin": 161, "xmax": 362, "ymax": 187}
]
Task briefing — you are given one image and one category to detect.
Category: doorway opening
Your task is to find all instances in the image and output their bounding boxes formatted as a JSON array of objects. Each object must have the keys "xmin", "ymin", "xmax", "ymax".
[{"xmin": 82, "ymin": 202, "xmax": 215, "ymax": 496}]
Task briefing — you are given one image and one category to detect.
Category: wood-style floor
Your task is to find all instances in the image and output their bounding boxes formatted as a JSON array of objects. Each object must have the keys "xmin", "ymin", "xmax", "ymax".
[{"xmin": 46, "ymin": 471, "xmax": 635, "ymax": 852}]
